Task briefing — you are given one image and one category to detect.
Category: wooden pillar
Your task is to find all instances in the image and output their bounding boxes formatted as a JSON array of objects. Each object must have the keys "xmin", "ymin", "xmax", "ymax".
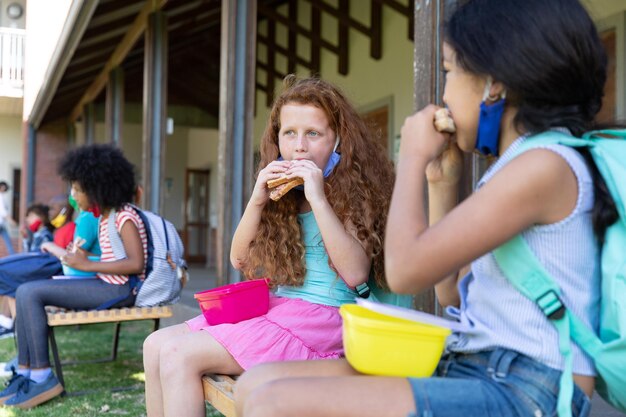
[
  {"xmin": 217, "ymin": 0, "xmax": 257, "ymax": 285},
  {"xmin": 413, "ymin": 0, "xmax": 456, "ymax": 314},
  {"xmin": 106, "ymin": 66, "xmax": 125, "ymax": 146},
  {"xmin": 67, "ymin": 122, "xmax": 76, "ymax": 147},
  {"xmin": 83, "ymin": 102, "xmax": 95, "ymax": 144},
  {"xmin": 142, "ymin": 12, "xmax": 168, "ymax": 214}
]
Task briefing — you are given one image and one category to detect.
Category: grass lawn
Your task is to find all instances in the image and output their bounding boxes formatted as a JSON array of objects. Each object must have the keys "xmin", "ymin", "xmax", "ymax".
[{"xmin": 0, "ymin": 321, "xmax": 222, "ymax": 417}]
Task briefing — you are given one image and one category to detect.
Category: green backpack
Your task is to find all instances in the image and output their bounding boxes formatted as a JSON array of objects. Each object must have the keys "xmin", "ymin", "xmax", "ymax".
[{"xmin": 493, "ymin": 129, "xmax": 626, "ymax": 417}]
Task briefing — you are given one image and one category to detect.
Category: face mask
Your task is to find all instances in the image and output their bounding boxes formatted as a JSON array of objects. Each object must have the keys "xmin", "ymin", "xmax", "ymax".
[
  {"xmin": 322, "ymin": 137, "xmax": 341, "ymax": 177},
  {"xmin": 88, "ymin": 205, "xmax": 101, "ymax": 218},
  {"xmin": 475, "ymin": 78, "xmax": 506, "ymax": 157},
  {"xmin": 68, "ymin": 194, "xmax": 79, "ymax": 211},
  {"xmin": 51, "ymin": 208, "xmax": 68, "ymax": 228},
  {"xmin": 28, "ymin": 219, "xmax": 42, "ymax": 233}
]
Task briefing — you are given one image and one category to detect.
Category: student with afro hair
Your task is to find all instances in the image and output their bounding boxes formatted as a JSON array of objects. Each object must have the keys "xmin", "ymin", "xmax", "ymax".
[{"xmin": 0, "ymin": 144, "xmax": 147, "ymax": 409}]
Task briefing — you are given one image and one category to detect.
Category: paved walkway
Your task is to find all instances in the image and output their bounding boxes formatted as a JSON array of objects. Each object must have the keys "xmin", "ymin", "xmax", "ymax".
[{"xmin": 163, "ymin": 265, "xmax": 624, "ymax": 417}]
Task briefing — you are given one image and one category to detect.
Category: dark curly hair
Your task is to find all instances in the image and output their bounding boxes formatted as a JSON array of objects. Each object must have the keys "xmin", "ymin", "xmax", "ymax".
[
  {"xmin": 445, "ymin": 0, "xmax": 618, "ymax": 241},
  {"xmin": 58, "ymin": 144, "xmax": 137, "ymax": 211},
  {"xmin": 244, "ymin": 76, "xmax": 395, "ymax": 290}
]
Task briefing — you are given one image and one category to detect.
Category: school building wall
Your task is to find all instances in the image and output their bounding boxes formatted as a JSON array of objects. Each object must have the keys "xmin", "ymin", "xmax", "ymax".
[{"xmin": 0, "ymin": 114, "xmax": 23, "ymax": 211}]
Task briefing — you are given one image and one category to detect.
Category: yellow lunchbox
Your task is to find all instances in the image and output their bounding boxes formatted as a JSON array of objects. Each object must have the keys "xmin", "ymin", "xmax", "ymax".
[{"xmin": 340, "ymin": 304, "xmax": 451, "ymax": 378}]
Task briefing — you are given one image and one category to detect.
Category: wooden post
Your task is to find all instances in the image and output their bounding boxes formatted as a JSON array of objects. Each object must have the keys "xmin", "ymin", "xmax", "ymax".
[
  {"xmin": 413, "ymin": 0, "xmax": 456, "ymax": 314},
  {"xmin": 217, "ymin": 0, "xmax": 256, "ymax": 285},
  {"xmin": 142, "ymin": 12, "xmax": 168, "ymax": 214},
  {"xmin": 106, "ymin": 67, "xmax": 125, "ymax": 146},
  {"xmin": 83, "ymin": 102, "xmax": 95, "ymax": 144}
]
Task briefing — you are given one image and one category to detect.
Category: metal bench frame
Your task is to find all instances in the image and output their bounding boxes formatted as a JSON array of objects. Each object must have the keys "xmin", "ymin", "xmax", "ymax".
[{"xmin": 46, "ymin": 305, "xmax": 173, "ymax": 395}]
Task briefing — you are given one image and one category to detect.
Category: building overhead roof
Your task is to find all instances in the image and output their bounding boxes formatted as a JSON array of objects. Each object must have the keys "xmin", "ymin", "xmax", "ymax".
[{"xmin": 38, "ymin": 0, "xmax": 414, "ymax": 126}]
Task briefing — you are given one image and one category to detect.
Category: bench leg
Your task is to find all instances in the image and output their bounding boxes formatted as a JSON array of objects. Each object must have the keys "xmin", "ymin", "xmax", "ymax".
[
  {"xmin": 153, "ymin": 318, "xmax": 160, "ymax": 332},
  {"xmin": 111, "ymin": 322, "xmax": 121, "ymax": 361},
  {"xmin": 48, "ymin": 327, "xmax": 66, "ymax": 395}
]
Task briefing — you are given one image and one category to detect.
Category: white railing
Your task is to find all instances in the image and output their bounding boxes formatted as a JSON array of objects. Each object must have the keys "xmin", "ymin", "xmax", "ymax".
[{"xmin": 0, "ymin": 28, "xmax": 24, "ymax": 96}]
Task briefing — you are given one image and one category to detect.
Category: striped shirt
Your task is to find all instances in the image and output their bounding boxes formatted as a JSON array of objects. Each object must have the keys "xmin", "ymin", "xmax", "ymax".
[
  {"xmin": 446, "ymin": 134, "xmax": 601, "ymax": 376},
  {"xmin": 97, "ymin": 205, "xmax": 148, "ymax": 285}
]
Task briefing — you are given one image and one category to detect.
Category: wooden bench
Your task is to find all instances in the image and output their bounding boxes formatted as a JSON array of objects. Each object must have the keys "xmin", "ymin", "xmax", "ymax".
[
  {"xmin": 202, "ymin": 374, "xmax": 237, "ymax": 417},
  {"xmin": 46, "ymin": 305, "xmax": 173, "ymax": 394}
]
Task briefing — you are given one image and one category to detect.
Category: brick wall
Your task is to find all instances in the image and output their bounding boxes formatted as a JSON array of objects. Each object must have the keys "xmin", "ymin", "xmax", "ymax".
[
  {"xmin": 19, "ymin": 121, "xmax": 69, "ymax": 226},
  {"xmin": 34, "ymin": 123, "xmax": 69, "ymax": 205}
]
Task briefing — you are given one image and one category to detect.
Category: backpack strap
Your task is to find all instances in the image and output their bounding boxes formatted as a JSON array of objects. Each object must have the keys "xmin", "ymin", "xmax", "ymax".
[{"xmin": 493, "ymin": 236, "xmax": 574, "ymax": 417}]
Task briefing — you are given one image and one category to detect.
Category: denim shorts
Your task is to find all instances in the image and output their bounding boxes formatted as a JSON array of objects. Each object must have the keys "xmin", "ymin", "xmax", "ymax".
[{"xmin": 407, "ymin": 348, "xmax": 591, "ymax": 417}]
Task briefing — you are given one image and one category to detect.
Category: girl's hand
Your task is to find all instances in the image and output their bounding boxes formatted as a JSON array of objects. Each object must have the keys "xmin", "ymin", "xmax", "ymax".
[
  {"xmin": 399, "ymin": 105, "xmax": 451, "ymax": 164},
  {"xmin": 62, "ymin": 248, "xmax": 90, "ymax": 271},
  {"xmin": 251, "ymin": 160, "xmax": 293, "ymax": 206},
  {"xmin": 285, "ymin": 159, "xmax": 326, "ymax": 205},
  {"xmin": 425, "ymin": 142, "xmax": 464, "ymax": 186}
]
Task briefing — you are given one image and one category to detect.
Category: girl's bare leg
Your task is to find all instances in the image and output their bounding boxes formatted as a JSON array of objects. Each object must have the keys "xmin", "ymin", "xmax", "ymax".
[
  {"xmin": 244, "ymin": 374, "xmax": 415, "ymax": 417},
  {"xmin": 143, "ymin": 323, "xmax": 191, "ymax": 417},
  {"xmin": 235, "ymin": 359, "xmax": 358, "ymax": 416},
  {"xmin": 158, "ymin": 329, "xmax": 244, "ymax": 417}
]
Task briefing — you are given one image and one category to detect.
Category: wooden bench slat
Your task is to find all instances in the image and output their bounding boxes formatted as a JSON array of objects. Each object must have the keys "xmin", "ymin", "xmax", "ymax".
[
  {"xmin": 46, "ymin": 306, "xmax": 173, "ymax": 326},
  {"xmin": 202, "ymin": 374, "xmax": 237, "ymax": 417}
]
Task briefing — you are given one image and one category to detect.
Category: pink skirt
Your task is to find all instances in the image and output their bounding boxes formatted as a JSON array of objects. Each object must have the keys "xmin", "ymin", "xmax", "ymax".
[{"xmin": 186, "ymin": 296, "xmax": 344, "ymax": 370}]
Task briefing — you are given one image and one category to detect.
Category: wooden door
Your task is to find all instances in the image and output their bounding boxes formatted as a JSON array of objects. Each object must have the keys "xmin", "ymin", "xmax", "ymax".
[
  {"xmin": 361, "ymin": 105, "xmax": 390, "ymax": 153},
  {"xmin": 184, "ymin": 169, "xmax": 210, "ymax": 264}
]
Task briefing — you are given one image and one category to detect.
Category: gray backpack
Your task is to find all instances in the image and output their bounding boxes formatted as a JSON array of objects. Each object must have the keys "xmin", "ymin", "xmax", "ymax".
[{"xmin": 106, "ymin": 206, "xmax": 187, "ymax": 307}]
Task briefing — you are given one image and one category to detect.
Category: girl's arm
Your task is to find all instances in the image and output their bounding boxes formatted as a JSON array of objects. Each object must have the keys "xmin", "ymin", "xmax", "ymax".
[
  {"xmin": 426, "ymin": 142, "xmax": 465, "ymax": 307},
  {"xmin": 40, "ymin": 242, "xmax": 68, "ymax": 258},
  {"xmin": 386, "ymin": 106, "xmax": 578, "ymax": 294},
  {"xmin": 287, "ymin": 160, "xmax": 371, "ymax": 287},
  {"xmin": 64, "ymin": 221, "xmax": 145, "ymax": 275},
  {"xmin": 230, "ymin": 160, "xmax": 292, "ymax": 270}
]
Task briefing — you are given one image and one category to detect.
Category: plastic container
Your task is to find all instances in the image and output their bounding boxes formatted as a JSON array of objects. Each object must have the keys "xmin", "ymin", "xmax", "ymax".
[
  {"xmin": 62, "ymin": 255, "xmax": 100, "ymax": 277},
  {"xmin": 340, "ymin": 304, "xmax": 451, "ymax": 378},
  {"xmin": 194, "ymin": 279, "xmax": 270, "ymax": 325}
]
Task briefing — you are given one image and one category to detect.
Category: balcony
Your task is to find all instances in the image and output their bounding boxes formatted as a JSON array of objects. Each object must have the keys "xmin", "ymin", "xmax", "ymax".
[{"xmin": 0, "ymin": 27, "xmax": 24, "ymax": 98}]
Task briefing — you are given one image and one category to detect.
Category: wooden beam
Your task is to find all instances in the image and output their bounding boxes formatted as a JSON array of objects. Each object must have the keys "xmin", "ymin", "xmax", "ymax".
[
  {"xmin": 310, "ymin": 4, "xmax": 321, "ymax": 74},
  {"xmin": 412, "ymin": 0, "xmax": 450, "ymax": 314},
  {"xmin": 304, "ymin": 0, "xmax": 370, "ymax": 36},
  {"xmin": 338, "ymin": 0, "xmax": 349, "ymax": 75},
  {"xmin": 266, "ymin": 17, "xmax": 276, "ymax": 106},
  {"xmin": 257, "ymin": 34, "xmax": 311, "ymax": 68},
  {"xmin": 287, "ymin": 0, "xmax": 297, "ymax": 74},
  {"xmin": 258, "ymin": 3, "xmax": 339, "ymax": 54},
  {"xmin": 370, "ymin": 0, "xmax": 382, "ymax": 59},
  {"xmin": 70, "ymin": 0, "xmax": 169, "ymax": 122},
  {"xmin": 373, "ymin": 0, "xmax": 411, "ymax": 16}
]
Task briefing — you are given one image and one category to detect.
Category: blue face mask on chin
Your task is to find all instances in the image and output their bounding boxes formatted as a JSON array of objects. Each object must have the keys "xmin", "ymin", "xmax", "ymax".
[
  {"xmin": 475, "ymin": 78, "xmax": 506, "ymax": 157},
  {"xmin": 277, "ymin": 138, "xmax": 341, "ymax": 190}
]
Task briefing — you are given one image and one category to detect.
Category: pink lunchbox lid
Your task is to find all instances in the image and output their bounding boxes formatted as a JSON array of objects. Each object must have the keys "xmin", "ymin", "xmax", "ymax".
[{"xmin": 194, "ymin": 278, "xmax": 268, "ymax": 300}]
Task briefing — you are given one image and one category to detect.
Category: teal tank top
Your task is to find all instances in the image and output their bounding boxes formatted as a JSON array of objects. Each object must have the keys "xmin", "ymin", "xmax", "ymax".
[{"xmin": 275, "ymin": 211, "xmax": 358, "ymax": 307}]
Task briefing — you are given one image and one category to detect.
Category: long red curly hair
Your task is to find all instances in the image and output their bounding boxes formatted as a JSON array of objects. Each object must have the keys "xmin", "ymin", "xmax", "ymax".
[{"xmin": 243, "ymin": 76, "xmax": 395, "ymax": 290}]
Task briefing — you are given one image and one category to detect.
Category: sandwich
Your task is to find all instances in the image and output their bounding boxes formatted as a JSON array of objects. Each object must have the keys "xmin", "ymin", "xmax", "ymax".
[
  {"xmin": 434, "ymin": 108, "xmax": 456, "ymax": 133},
  {"xmin": 267, "ymin": 176, "xmax": 304, "ymax": 201}
]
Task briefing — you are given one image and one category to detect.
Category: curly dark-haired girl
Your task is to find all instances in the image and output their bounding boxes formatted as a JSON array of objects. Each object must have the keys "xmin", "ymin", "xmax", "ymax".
[
  {"xmin": 0, "ymin": 144, "xmax": 147, "ymax": 409},
  {"xmin": 235, "ymin": 1, "xmax": 613, "ymax": 416}
]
